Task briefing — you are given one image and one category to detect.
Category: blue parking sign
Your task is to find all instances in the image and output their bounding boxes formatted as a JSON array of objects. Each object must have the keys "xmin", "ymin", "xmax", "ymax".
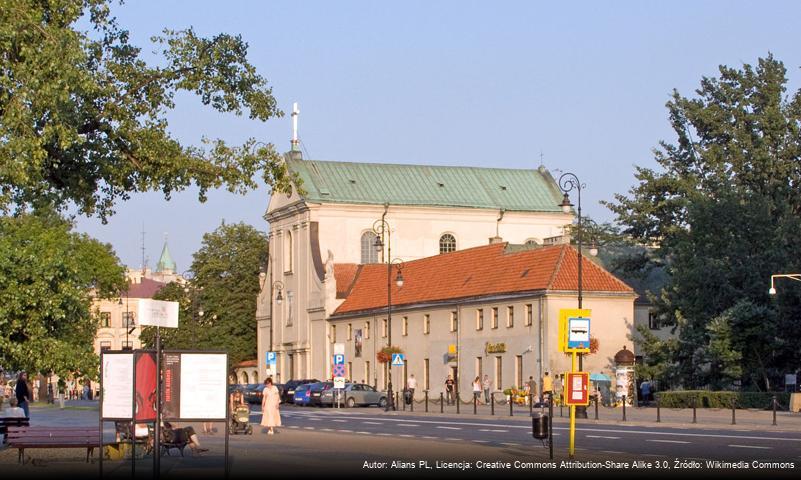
[
  {"xmin": 266, "ymin": 351, "xmax": 277, "ymax": 366},
  {"xmin": 333, "ymin": 354, "xmax": 345, "ymax": 365}
]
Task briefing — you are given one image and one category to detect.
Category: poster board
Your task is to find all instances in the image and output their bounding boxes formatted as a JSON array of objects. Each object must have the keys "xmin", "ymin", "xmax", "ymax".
[
  {"xmin": 101, "ymin": 352, "xmax": 134, "ymax": 419},
  {"xmin": 138, "ymin": 299, "xmax": 179, "ymax": 328},
  {"xmin": 161, "ymin": 352, "xmax": 228, "ymax": 421},
  {"xmin": 134, "ymin": 351, "xmax": 158, "ymax": 422},
  {"xmin": 564, "ymin": 371, "xmax": 590, "ymax": 406}
]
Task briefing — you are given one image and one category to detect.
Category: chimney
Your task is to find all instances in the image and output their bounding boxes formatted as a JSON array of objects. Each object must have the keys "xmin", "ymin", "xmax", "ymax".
[
  {"xmin": 488, "ymin": 236, "xmax": 504, "ymax": 245},
  {"xmin": 290, "ymin": 102, "xmax": 300, "ymax": 153}
]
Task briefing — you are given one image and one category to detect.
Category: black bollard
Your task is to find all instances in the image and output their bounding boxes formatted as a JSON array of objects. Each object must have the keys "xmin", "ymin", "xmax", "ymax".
[
  {"xmin": 491, "ymin": 393, "xmax": 495, "ymax": 415},
  {"xmin": 425, "ymin": 391, "xmax": 429, "ymax": 413},
  {"xmin": 731, "ymin": 397, "xmax": 735, "ymax": 425},
  {"xmin": 692, "ymin": 396, "xmax": 697, "ymax": 424},
  {"xmin": 656, "ymin": 396, "xmax": 661, "ymax": 423},
  {"xmin": 772, "ymin": 395, "xmax": 777, "ymax": 426},
  {"xmin": 530, "ymin": 394, "xmax": 534, "ymax": 415},
  {"xmin": 402, "ymin": 391, "xmax": 406, "ymax": 411},
  {"xmin": 622, "ymin": 395, "xmax": 627, "ymax": 421},
  {"xmin": 474, "ymin": 395, "xmax": 477, "ymax": 415},
  {"xmin": 594, "ymin": 396, "xmax": 599, "ymax": 420},
  {"xmin": 560, "ymin": 402, "xmax": 563, "ymax": 418},
  {"xmin": 410, "ymin": 391, "xmax": 414, "ymax": 412},
  {"xmin": 456, "ymin": 392, "xmax": 460, "ymax": 414},
  {"xmin": 440, "ymin": 392, "xmax": 444, "ymax": 414},
  {"xmin": 548, "ymin": 393, "xmax": 554, "ymax": 460},
  {"xmin": 510, "ymin": 394, "xmax": 514, "ymax": 417}
]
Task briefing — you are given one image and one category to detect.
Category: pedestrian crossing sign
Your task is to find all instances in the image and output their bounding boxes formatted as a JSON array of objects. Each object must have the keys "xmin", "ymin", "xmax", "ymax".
[{"xmin": 391, "ymin": 353, "xmax": 405, "ymax": 367}]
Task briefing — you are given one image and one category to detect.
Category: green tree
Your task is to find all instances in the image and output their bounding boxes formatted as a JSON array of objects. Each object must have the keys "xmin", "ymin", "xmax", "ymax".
[
  {"xmin": 0, "ymin": 0, "xmax": 296, "ymax": 220},
  {"xmin": 606, "ymin": 55, "xmax": 801, "ymax": 390},
  {"xmin": 0, "ymin": 211, "xmax": 126, "ymax": 378},
  {"xmin": 141, "ymin": 222, "xmax": 267, "ymax": 369}
]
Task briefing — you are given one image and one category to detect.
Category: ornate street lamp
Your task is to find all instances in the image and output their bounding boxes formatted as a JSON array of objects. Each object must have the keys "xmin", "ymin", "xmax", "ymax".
[
  {"xmin": 372, "ymin": 215, "xmax": 405, "ymax": 411},
  {"xmin": 558, "ymin": 172, "xmax": 589, "ymax": 419},
  {"xmin": 769, "ymin": 274, "xmax": 801, "ymax": 295}
]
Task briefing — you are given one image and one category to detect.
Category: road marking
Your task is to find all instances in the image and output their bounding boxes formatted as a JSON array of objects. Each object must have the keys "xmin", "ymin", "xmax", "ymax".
[
  {"xmin": 445, "ymin": 438, "xmax": 462, "ymax": 441},
  {"xmin": 398, "ymin": 424, "xmax": 419, "ymax": 427},
  {"xmin": 479, "ymin": 429, "xmax": 508, "ymax": 433},
  {"xmin": 376, "ymin": 433, "xmax": 391, "ymax": 436},
  {"xmin": 303, "ymin": 426, "xmax": 315, "ymax": 430},
  {"xmin": 321, "ymin": 428, "xmax": 333, "ymax": 432},
  {"xmin": 356, "ymin": 431, "xmax": 372, "ymax": 435},
  {"xmin": 332, "ymin": 419, "xmax": 347, "ymax": 423},
  {"xmin": 308, "ymin": 418, "xmax": 321, "ymax": 421},
  {"xmin": 501, "ymin": 442, "xmax": 521, "ymax": 447},
  {"xmin": 363, "ymin": 421, "xmax": 383, "ymax": 425},
  {"xmin": 437, "ymin": 426, "xmax": 462, "ymax": 430},
  {"xmin": 288, "ymin": 426, "xmax": 299, "ymax": 429},
  {"xmin": 586, "ymin": 435, "xmax": 620, "ymax": 440},
  {"xmin": 337, "ymin": 429, "xmax": 353, "ymax": 433},
  {"xmin": 729, "ymin": 445, "xmax": 771, "ymax": 450},
  {"xmin": 473, "ymin": 440, "xmax": 489, "ymax": 443},
  {"xmin": 647, "ymin": 440, "xmax": 690, "ymax": 444},
  {"xmin": 422, "ymin": 436, "xmax": 438, "ymax": 440},
  {"xmin": 399, "ymin": 434, "xmax": 414, "ymax": 438}
]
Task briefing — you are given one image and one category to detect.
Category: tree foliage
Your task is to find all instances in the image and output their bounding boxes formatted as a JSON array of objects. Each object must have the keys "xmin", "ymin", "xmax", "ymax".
[
  {"xmin": 141, "ymin": 222, "xmax": 267, "ymax": 369},
  {"xmin": 607, "ymin": 55, "xmax": 801, "ymax": 390},
  {"xmin": 0, "ymin": 210, "xmax": 125, "ymax": 378},
  {"xmin": 0, "ymin": 0, "xmax": 296, "ymax": 221}
]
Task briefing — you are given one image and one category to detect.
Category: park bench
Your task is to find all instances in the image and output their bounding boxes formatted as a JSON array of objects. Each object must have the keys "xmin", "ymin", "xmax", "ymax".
[
  {"xmin": 6, "ymin": 425, "xmax": 104, "ymax": 464},
  {"xmin": 0, "ymin": 417, "xmax": 30, "ymax": 443}
]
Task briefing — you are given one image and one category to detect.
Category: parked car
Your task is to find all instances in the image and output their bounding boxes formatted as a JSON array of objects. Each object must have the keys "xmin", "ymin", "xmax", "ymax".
[
  {"xmin": 339, "ymin": 383, "xmax": 387, "ymax": 408},
  {"xmin": 282, "ymin": 379, "xmax": 319, "ymax": 404},
  {"xmin": 243, "ymin": 384, "xmax": 265, "ymax": 404},
  {"xmin": 293, "ymin": 383, "xmax": 313, "ymax": 406},
  {"xmin": 308, "ymin": 382, "xmax": 334, "ymax": 406}
]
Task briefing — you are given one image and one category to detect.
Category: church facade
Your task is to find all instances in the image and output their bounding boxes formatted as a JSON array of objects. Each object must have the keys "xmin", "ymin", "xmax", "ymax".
[{"xmin": 256, "ymin": 152, "xmax": 636, "ymax": 395}]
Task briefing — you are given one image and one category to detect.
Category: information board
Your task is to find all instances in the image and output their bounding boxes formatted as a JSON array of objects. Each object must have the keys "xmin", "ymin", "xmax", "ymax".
[
  {"xmin": 101, "ymin": 353, "xmax": 134, "ymax": 419},
  {"xmin": 138, "ymin": 299, "xmax": 179, "ymax": 328},
  {"xmin": 564, "ymin": 371, "xmax": 590, "ymax": 406},
  {"xmin": 179, "ymin": 353, "xmax": 228, "ymax": 420},
  {"xmin": 134, "ymin": 351, "xmax": 158, "ymax": 422},
  {"xmin": 162, "ymin": 352, "xmax": 182, "ymax": 420}
]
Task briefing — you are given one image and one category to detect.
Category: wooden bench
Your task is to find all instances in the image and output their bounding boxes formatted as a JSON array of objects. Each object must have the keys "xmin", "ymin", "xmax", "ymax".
[
  {"xmin": 6, "ymin": 426, "xmax": 103, "ymax": 463},
  {"xmin": 0, "ymin": 417, "xmax": 30, "ymax": 443}
]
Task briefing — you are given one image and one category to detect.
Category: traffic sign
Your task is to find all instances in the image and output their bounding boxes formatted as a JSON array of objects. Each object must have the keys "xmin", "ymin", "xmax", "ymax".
[
  {"xmin": 564, "ymin": 371, "xmax": 590, "ymax": 406},
  {"xmin": 334, "ymin": 343, "xmax": 345, "ymax": 355},
  {"xmin": 332, "ymin": 364, "xmax": 346, "ymax": 377},
  {"xmin": 567, "ymin": 317, "xmax": 590, "ymax": 350},
  {"xmin": 334, "ymin": 377, "xmax": 346, "ymax": 389},
  {"xmin": 266, "ymin": 351, "xmax": 277, "ymax": 366},
  {"xmin": 391, "ymin": 353, "xmax": 405, "ymax": 367},
  {"xmin": 558, "ymin": 308, "xmax": 591, "ymax": 353},
  {"xmin": 333, "ymin": 354, "xmax": 345, "ymax": 365}
]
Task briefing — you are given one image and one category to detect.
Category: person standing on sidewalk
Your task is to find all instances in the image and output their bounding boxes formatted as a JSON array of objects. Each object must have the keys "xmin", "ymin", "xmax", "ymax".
[
  {"xmin": 482, "ymin": 375, "xmax": 491, "ymax": 404},
  {"xmin": 541, "ymin": 371, "xmax": 553, "ymax": 405},
  {"xmin": 15, "ymin": 372, "xmax": 30, "ymax": 418},
  {"xmin": 57, "ymin": 378, "xmax": 66, "ymax": 409},
  {"xmin": 472, "ymin": 377, "xmax": 482, "ymax": 405},
  {"xmin": 526, "ymin": 376, "xmax": 538, "ymax": 403},
  {"xmin": 445, "ymin": 375, "xmax": 455, "ymax": 405},
  {"xmin": 260, "ymin": 377, "xmax": 281, "ymax": 435},
  {"xmin": 406, "ymin": 374, "xmax": 417, "ymax": 400}
]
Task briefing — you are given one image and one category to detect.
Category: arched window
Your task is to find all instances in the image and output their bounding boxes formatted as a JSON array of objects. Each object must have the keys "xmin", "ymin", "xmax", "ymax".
[
  {"xmin": 439, "ymin": 233, "xmax": 457, "ymax": 254},
  {"xmin": 241, "ymin": 371, "xmax": 249, "ymax": 384},
  {"xmin": 361, "ymin": 231, "xmax": 378, "ymax": 264},
  {"xmin": 284, "ymin": 230, "xmax": 293, "ymax": 272}
]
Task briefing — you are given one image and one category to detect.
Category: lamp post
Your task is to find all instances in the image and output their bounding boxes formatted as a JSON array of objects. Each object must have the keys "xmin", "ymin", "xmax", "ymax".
[
  {"xmin": 182, "ymin": 271, "xmax": 204, "ymax": 344},
  {"xmin": 558, "ymin": 172, "xmax": 589, "ymax": 419},
  {"xmin": 372, "ymin": 216, "xmax": 405, "ymax": 411},
  {"xmin": 768, "ymin": 274, "xmax": 801, "ymax": 295}
]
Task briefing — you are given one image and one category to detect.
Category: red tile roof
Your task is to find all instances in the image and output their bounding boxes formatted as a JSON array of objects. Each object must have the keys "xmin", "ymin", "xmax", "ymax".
[
  {"xmin": 333, "ymin": 243, "xmax": 633, "ymax": 316},
  {"xmin": 334, "ymin": 264, "xmax": 361, "ymax": 299},
  {"xmin": 236, "ymin": 359, "xmax": 258, "ymax": 368},
  {"xmin": 126, "ymin": 278, "xmax": 167, "ymax": 299}
]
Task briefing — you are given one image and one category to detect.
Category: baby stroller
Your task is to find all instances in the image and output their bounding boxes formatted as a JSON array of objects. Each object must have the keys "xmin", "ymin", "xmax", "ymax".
[{"xmin": 230, "ymin": 404, "xmax": 253, "ymax": 435}]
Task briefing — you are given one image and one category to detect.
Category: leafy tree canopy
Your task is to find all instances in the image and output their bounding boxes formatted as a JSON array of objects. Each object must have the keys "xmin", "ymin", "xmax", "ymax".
[
  {"xmin": 0, "ymin": 210, "xmax": 126, "ymax": 378},
  {"xmin": 606, "ymin": 55, "xmax": 801, "ymax": 390},
  {"xmin": 141, "ymin": 222, "xmax": 267, "ymax": 369},
  {"xmin": 0, "ymin": 0, "xmax": 296, "ymax": 221}
]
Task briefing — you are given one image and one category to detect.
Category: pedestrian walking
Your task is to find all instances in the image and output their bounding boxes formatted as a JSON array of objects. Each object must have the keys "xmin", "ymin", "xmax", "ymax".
[
  {"xmin": 640, "ymin": 380, "xmax": 651, "ymax": 405},
  {"xmin": 57, "ymin": 378, "xmax": 66, "ymax": 409},
  {"xmin": 472, "ymin": 376, "xmax": 482, "ymax": 405},
  {"xmin": 406, "ymin": 374, "xmax": 417, "ymax": 400},
  {"xmin": 260, "ymin": 377, "xmax": 282, "ymax": 435},
  {"xmin": 445, "ymin": 375, "xmax": 455, "ymax": 405},
  {"xmin": 526, "ymin": 376, "xmax": 538, "ymax": 403},
  {"xmin": 14, "ymin": 372, "xmax": 30, "ymax": 418},
  {"xmin": 541, "ymin": 371, "xmax": 553, "ymax": 404},
  {"xmin": 482, "ymin": 374, "xmax": 491, "ymax": 404}
]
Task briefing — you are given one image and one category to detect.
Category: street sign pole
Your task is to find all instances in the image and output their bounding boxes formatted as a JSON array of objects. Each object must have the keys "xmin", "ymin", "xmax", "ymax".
[{"xmin": 569, "ymin": 350, "xmax": 577, "ymax": 458}]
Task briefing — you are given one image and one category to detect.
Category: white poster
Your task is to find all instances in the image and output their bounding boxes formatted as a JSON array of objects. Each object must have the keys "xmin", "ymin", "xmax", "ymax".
[
  {"xmin": 179, "ymin": 353, "xmax": 227, "ymax": 419},
  {"xmin": 102, "ymin": 353, "xmax": 134, "ymax": 419},
  {"xmin": 138, "ymin": 299, "xmax": 179, "ymax": 328}
]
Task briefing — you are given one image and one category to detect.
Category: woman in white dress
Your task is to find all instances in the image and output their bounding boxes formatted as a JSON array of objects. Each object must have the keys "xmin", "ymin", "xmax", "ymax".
[{"xmin": 260, "ymin": 377, "xmax": 281, "ymax": 435}]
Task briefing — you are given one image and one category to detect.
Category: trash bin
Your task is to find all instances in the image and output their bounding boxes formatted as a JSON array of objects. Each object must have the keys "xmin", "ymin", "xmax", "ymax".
[
  {"xmin": 404, "ymin": 389, "xmax": 412, "ymax": 405},
  {"xmin": 531, "ymin": 412, "xmax": 548, "ymax": 439}
]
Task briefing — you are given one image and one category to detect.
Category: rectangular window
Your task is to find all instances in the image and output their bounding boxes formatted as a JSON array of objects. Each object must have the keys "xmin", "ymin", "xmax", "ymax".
[
  {"xmin": 365, "ymin": 361, "xmax": 371, "ymax": 386},
  {"xmin": 491, "ymin": 307, "xmax": 499, "ymax": 329},
  {"xmin": 402, "ymin": 316, "xmax": 408, "ymax": 336},
  {"xmin": 100, "ymin": 312, "xmax": 111, "ymax": 328},
  {"xmin": 122, "ymin": 312, "xmax": 135, "ymax": 328},
  {"xmin": 348, "ymin": 362, "xmax": 352, "ymax": 380},
  {"xmin": 331, "ymin": 325, "xmax": 336, "ymax": 343},
  {"xmin": 423, "ymin": 314, "xmax": 430, "ymax": 335},
  {"xmin": 648, "ymin": 311, "xmax": 660, "ymax": 330},
  {"xmin": 424, "ymin": 358, "xmax": 430, "ymax": 390},
  {"xmin": 365, "ymin": 321, "xmax": 370, "ymax": 339},
  {"xmin": 382, "ymin": 319, "xmax": 388, "ymax": 338},
  {"xmin": 100, "ymin": 341, "xmax": 112, "ymax": 351},
  {"xmin": 347, "ymin": 323, "xmax": 352, "ymax": 340},
  {"xmin": 476, "ymin": 309, "xmax": 484, "ymax": 330},
  {"xmin": 525, "ymin": 304, "xmax": 533, "ymax": 326},
  {"xmin": 506, "ymin": 306, "xmax": 514, "ymax": 328},
  {"xmin": 450, "ymin": 311, "xmax": 458, "ymax": 332},
  {"xmin": 475, "ymin": 357, "xmax": 483, "ymax": 379},
  {"xmin": 516, "ymin": 355, "xmax": 523, "ymax": 388},
  {"xmin": 495, "ymin": 356, "xmax": 503, "ymax": 390}
]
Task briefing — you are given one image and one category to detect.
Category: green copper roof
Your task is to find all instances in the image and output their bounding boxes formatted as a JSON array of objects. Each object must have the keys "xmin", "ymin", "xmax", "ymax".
[
  {"xmin": 156, "ymin": 241, "xmax": 176, "ymax": 272},
  {"xmin": 287, "ymin": 159, "xmax": 564, "ymax": 212}
]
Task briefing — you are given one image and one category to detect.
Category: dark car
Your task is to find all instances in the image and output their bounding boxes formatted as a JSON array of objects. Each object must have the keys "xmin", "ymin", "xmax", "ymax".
[
  {"xmin": 281, "ymin": 379, "xmax": 319, "ymax": 404},
  {"xmin": 243, "ymin": 384, "xmax": 265, "ymax": 404},
  {"xmin": 307, "ymin": 382, "xmax": 333, "ymax": 406}
]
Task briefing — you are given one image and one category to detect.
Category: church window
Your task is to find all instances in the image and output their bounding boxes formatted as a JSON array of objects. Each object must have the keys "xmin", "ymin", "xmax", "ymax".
[
  {"xmin": 284, "ymin": 230, "xmax": 293, "ymax": 273},
  {"xmin": 439, "ymin": 234, "xmax": 456, "ymax": 254},
  {"xmin": 361, "ymin": 232, "xmax": 378, "ymax": 264}
]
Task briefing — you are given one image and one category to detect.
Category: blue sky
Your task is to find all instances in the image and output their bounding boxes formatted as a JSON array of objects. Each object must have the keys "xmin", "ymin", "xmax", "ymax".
[{"xmin": 73, "ymin": 0, "xmax": 801, "ymax": 272}]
